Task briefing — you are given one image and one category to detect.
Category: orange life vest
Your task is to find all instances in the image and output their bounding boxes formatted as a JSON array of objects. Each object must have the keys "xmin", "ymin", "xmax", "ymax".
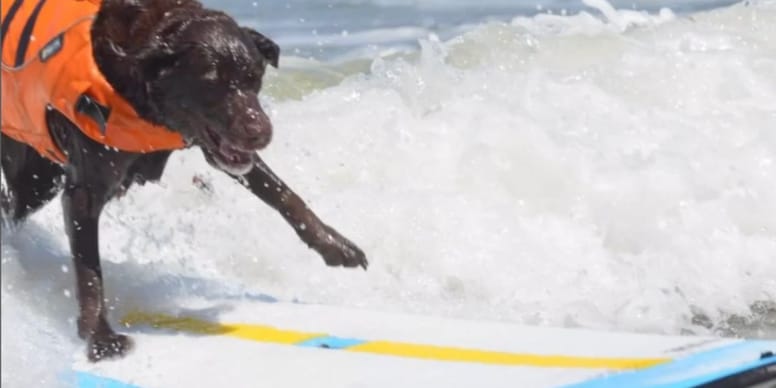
[{"xmin": 1, "ymin": 0, "xmax": 185, "ymax": 164}]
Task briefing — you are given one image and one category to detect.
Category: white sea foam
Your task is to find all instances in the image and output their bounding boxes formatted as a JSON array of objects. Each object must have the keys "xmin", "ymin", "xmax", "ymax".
[{"xmin": 2, "ymin": 1, "xmax": 775, "ymax": 386}]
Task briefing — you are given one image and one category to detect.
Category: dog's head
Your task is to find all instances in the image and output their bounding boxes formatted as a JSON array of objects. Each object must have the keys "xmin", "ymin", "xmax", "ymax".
[{"xmin": 92, "ymin": 0, "xmax": 280, "ymax": 175}]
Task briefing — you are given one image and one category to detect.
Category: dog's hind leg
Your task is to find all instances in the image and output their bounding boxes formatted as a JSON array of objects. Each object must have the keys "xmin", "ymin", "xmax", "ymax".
[
  {"xmin": 227, "ymin": 154, "xmax": 368, "ymax": 269},
  {"xmin": 1, "ymin": 133, "xmax": 64, "ymax": 222}
]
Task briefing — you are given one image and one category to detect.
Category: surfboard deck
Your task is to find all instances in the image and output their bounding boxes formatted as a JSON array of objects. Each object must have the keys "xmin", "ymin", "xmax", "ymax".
[{"xmin": 69, "ymin": 299, "xmax": 776, "ymax": 388}]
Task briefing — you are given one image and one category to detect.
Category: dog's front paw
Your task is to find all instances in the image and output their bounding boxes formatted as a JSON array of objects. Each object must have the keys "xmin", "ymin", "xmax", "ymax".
[
  {"xmin": 313, "ymin": 226, "xmax": 368, "ymax": 270},
  {"xmin": 87, "ymin": 333, "xmax": 133, "ymax": 362}
]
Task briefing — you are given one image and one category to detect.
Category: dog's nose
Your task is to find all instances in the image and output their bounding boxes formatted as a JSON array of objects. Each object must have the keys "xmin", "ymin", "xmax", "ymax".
[
  {"xmin": 228, "ymin": 94, "xmax": 273, "ymax": 150},
  {"xmin": 244, "ymin": 121, "xmax": 272, "ymax": 150},
  {"xmin": 238, "ymin": 108, "xmax": 272, "ymax": 150}
]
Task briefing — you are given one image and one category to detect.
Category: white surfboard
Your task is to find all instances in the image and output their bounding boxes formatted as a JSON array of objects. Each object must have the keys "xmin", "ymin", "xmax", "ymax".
[{"xmin": 69, "ymin": 297, "xmax": 775, "ymax": 388}]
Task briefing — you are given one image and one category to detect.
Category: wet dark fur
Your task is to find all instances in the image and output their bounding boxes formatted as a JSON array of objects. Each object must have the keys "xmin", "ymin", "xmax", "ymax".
[{"xmin": 1, "ymin": 0, "xmax": 366, "ymax": 362}]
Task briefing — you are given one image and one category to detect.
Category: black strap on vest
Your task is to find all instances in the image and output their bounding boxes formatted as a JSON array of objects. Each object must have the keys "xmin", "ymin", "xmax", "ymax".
[
  {"xmin": 14, "ymin": 0, "xmax": 47, "ymax": 67},
  {"xmin": 0, "ymin": 0, "xmax": 25, "ymax": 56},
  {"xmin": 1, "ymin": 0, "xmax": 51, "ymax": 67}
]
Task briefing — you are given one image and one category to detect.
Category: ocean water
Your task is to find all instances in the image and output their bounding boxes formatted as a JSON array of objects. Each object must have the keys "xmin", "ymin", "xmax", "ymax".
[
  {"xmin": 222, "ymin": 0, "xmax": 740, "ymax": 59},
  {"xmin": 2, "ymin": 0, "xmax": 776, "ymax": 386}
]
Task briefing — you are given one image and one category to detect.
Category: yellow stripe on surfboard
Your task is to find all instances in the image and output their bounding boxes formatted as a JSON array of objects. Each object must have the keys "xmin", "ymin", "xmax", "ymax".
[
  {"xmin": 121, "ymin": 312, "xmax": 669, "ymax": 370},
  {"xmin": 348, "ymin": 341, "xmax": 666, "ymax": 369},
  {"xmin": 122, "ymin": 311, "xmax": 322, "ymax": 344}
]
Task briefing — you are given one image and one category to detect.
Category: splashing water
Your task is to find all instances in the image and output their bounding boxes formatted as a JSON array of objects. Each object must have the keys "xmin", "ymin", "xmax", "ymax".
[{"xmin": 2, "ymin": 1, "xmax": 775, "ymax": 386}]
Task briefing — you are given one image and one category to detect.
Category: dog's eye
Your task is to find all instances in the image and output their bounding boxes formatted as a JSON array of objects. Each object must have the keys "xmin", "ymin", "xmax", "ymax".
[{"xmin": 244, "ymin": 70, "xmax": 262, "ymax": 89}]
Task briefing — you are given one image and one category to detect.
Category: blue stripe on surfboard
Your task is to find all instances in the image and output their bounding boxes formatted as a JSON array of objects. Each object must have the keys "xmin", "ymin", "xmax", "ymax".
[
  {"xmin": 564, "ymin": 340, "xmax": 776, "ymax": 388},
  {"xmin": 668, "ymin": 355, "xmax": 775, "ymax": 388},
  {"xmin": 74, "ymin": 371, "xmax": 141, "ymax": 388},
  {"xmin": 296, "ymin": 335, "xmax": 367, "ymax": 349}
]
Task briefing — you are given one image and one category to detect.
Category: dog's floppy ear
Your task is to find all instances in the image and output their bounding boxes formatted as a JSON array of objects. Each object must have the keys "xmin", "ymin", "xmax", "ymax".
[
  {"xmin": 94, "ymin": 0, "xmax": 180, "ymax": 87},
  {"xmin": 241, "ymin": 27, "xmax": 280, "ymax": 68}
]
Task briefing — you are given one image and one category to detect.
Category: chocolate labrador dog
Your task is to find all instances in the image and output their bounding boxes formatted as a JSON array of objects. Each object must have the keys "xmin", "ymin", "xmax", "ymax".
[{"xmin": 0, "ymin": 0, "xmax": 366, "ymax": 361}]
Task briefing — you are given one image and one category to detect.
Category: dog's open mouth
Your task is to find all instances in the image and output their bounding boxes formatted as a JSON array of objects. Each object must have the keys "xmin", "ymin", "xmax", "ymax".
[{"xmin": 203, "ymin": 127, "xmax": 256, "ymax": 175}]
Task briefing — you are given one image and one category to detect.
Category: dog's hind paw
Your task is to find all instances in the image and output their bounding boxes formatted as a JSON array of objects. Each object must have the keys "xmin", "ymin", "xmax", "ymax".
[{"xmin": 87, "ymin": 333, "xmax": 134, "ymax": 362}]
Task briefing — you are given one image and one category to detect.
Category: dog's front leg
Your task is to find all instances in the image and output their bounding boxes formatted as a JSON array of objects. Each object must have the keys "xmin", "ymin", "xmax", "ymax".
[
  {"xmin": 62, "ymin": 178, "xmax": 132, "ymax": 361},
  {"xmin": 237, "ymin": 156, "xmax": 368, "ymax": 269}
]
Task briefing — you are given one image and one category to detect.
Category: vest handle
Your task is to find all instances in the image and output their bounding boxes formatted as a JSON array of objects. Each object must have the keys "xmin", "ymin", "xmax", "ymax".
[{"xmin": 75, "ymin": 94, "xmax": 111, "ymax": 135}]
